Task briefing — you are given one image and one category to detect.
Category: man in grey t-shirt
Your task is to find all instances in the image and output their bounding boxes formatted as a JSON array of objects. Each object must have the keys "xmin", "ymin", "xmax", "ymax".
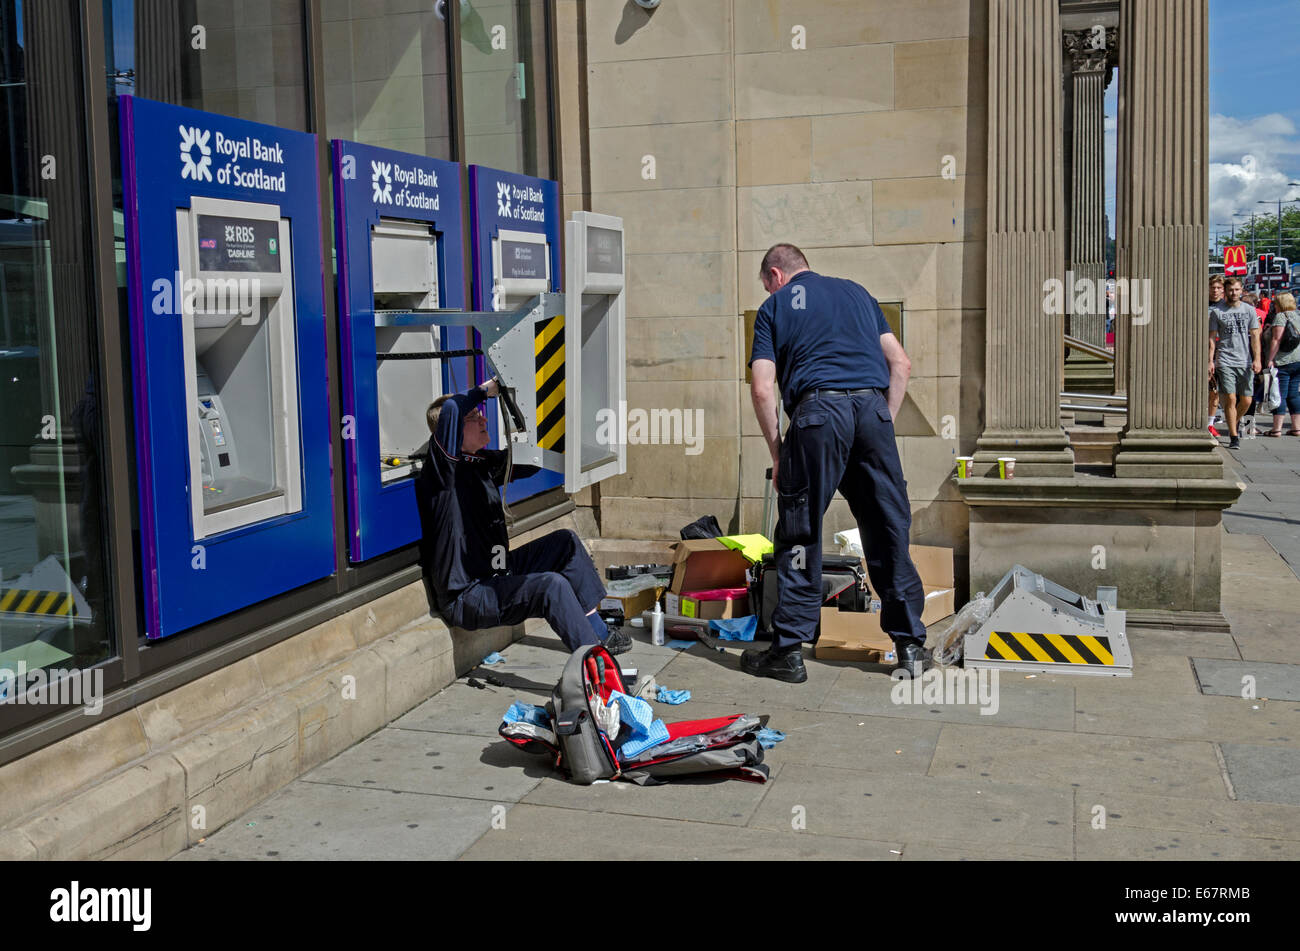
[{"xmin": 1210, "ymin": 277, "xmax": 1261, "ymax": 449}]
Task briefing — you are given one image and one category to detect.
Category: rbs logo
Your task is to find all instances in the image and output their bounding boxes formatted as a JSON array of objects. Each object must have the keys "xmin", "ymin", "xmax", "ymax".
[
  {"xmin": 179, "ymin": 126, "xmax": 213, "ymax": 182},
  {"xmin": 497, "ymin": 181, "xmax": 512, "ymax": 218}
]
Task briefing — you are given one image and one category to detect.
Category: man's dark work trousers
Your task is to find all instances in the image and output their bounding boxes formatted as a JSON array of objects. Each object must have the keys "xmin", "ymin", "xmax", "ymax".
[
  {"xmin": 772, "ymin": 389, "xmax": 926, "ymax": 652},
  {"xmin": 446, "ymin": 529, "xmax": 606, "ymax": 651}
]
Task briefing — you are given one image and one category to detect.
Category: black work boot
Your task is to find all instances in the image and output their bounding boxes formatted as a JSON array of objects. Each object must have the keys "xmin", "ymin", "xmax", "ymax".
[
  {"xmin": 740, "ymin": 644, "xmax": 808, "ymax": 683},
  {"xmin": 892, "ymin": 639, "xmax": 930, "ymax": 679},
  {"xmin": 602, "ymin": 627, "xmax": 633, "ymax": 656}
]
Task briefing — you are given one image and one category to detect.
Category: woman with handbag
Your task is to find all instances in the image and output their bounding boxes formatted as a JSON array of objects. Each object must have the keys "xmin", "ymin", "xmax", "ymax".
[{"xmin": 1264, "ymin": 292, "xmax": 1300, "ymax": 436}]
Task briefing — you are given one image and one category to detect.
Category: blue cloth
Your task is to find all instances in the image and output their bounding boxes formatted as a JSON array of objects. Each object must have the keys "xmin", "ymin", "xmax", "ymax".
[
  {"xmin": 1276, "ymin": 362, "xmax": 1300, "ymax": 415},
  {"xmin": 749, "ymin": 271, "xmax": 893, "ymax": 414},
  {"xmin": 607, "ymin": 691, "xmax": 670, "ymax": 759},
  {"xmin": 503, "ymin": 702, "xmax": 551, "ymax": 728},
  {"xmin": 770, "ymin": 389, "xmax": 926, "ymax": 654},
  {"xmin": 665, "ymin": 639, "xmax": 696, "ymax": 650},
  {"xmin": 656, "ymin": 687, "xmax": 691, "ymax": 705},
  {"xmin": 481, "ymin": 651, "xmax": 506, "ymax": 665},
  {"xmin": 709, "ymin": 616, "xmax": 758, "ymax": 641},
  {"xmin": 756, "ymin": 728, "xmax": 786, "ymax": 749}
]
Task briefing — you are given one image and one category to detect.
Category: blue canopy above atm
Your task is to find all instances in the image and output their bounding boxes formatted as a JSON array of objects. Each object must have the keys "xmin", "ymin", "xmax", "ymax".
[
  {"xmin": 468, "ymin": 165, "xmax": 564, "ymax": 504},
  {"xmin": 119, "ymin": 96, "xmax": 334, "ymax": 639},
  {"xmin": 331, "ymin": 140, "xmax": 466, "ymax": 563}
]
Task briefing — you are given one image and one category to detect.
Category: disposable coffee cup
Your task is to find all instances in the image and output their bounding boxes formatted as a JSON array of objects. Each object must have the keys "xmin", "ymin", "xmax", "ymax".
[
  {"xmin": 955, "ymin": 456, "xmax": 975, "ymax": 479},
  {"xmin": 998, "ymin": 457, "xmax": 1016, "ymax": 479}
]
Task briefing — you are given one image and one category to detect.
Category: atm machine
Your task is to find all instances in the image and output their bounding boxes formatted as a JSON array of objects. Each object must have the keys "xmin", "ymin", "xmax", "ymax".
[
  {"xmin": 331, "ymin": 141, "xmax": 466, "ymax": 562},
  {"xmin": 468, "ymin": 166, "xmax": 565, "ymax": 502},
  {"xmin": 120, "ymin": 97, "xmax": 334, "ymax": 638}
]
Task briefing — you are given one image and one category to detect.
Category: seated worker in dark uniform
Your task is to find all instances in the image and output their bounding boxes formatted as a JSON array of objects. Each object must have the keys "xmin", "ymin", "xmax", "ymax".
[
  {"xmin": 414, "ymin": 377, "xmax": 631, "ymax": 655},
  {"xmin": 744, "ymin": 243, "xmax": 927, "ymax": 682}
]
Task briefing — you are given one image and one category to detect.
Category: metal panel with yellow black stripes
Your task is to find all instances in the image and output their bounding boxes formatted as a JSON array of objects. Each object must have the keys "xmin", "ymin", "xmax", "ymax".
[
  {"xmin": 0, "ymin": 588, "xmax": 77, "ymax": 617},
  {"xmin": 983, "ymin": 631, "xmax": 1116, "ymax": 666},
  {"xmin": 534, "ymin": 314, "xmax": 565, "ymax": 453}
]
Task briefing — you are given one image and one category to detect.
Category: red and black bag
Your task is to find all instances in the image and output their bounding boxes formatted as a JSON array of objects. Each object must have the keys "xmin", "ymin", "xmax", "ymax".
[{"xmin": 499, "ymin": 644, "xmax": 770, "ymax": 786}]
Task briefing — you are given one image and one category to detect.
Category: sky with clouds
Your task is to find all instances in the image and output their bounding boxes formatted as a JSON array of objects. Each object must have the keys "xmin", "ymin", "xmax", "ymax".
[
  {"xmin": 1100, "ymin": 0, "xmax": 1300, "ymax": 243},
  {"xmin": 1207, "ymin": 0, "xmax": 1300, "ymax": 241}
]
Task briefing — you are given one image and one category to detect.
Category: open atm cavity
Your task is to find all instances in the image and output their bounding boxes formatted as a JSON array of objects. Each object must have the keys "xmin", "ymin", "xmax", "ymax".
[
  {"xmin": 371, "ymin": 217, "xmax": 444, "ymax": 483},
  {"xmin": 177, "ymin": 196, "xmax": 302, "ymax": 539}
]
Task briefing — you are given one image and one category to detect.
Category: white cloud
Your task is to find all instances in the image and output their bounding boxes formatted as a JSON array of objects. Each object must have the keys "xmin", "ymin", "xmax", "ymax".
[{"xmin": 1209, "ymin": 113, "xmax": 1300, "ymax": 229}]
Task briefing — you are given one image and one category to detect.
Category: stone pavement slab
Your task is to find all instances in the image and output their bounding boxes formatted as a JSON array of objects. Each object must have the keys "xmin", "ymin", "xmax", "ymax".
[
  {"xmin": 822, "ymin": 663, "xmax": 1077, "ymax": 731},
  {"xmin": 678, "ymin": 700, "xmax": 942, "ymax": 774},
  {"xmin": 748, "ymin": 764, "xmax": 1073, "ymax": 857},
  {"xmin": 1193, "ymin": 657, "xmax": 1300, "ymax": 701},
  {"xmin": 459, "ymin": 803, "xmax": 902, "ymax": 861},
  {"xmin": 1125, "ymin": 627, "xmax": 1240, "ymax": 659},
  {"xmin": 519, "ymin": 763, "xmax": 785, "ymax": 826},
  {"xmin": 648, "ymin": 642, "xmax": 842, "ymax": 710},
  {"xmin": 1218, "ymin": 744, "xmax": 1300, "ymax": 805},
  {"xmin": 302, "ymin": 728, "xmax": 548, "ymax": 802},
  {"xmin": 173, "ymin": 781, "xmax": 496, "ymax": 861},
  {"xmin": 1073, "ymin": 824, "xmax": 1300, "ymax": 860},
  {"xmin": 928, "ymin": 724, "xmax": 1230, "ymax": 800},
  {"xmin": 1070, "ymin": 786, "xmax": 1300, "ymax": 841}
]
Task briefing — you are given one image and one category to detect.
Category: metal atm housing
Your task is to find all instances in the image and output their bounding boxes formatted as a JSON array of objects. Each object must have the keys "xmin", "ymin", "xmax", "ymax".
[
  {"xmin": 176, "ymin": 196, "xmax": 302, "ymax": 539},
  {"xmin": 371, "ymin": 218, "xmax": 443, "ymax": 483}
]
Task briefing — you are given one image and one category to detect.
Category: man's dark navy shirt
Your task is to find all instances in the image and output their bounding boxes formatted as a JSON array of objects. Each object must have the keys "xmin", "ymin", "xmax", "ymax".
[{"xmin": 748, "ymin": 270, "xmax": 893, "ymax": 412}]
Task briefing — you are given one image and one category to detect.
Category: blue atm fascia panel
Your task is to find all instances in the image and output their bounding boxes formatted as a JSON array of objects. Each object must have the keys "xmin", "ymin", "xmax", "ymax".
[
  {"xmin": 468, "ymin": 165, "xmax": 563, "ymax": 503},
  {"xmin": 119, "ymin": 96, "xmax": 334, "ymax": 639},
  {"xmin": 331, "ymin": 141, "xmax": 466, "ymax": 563}
]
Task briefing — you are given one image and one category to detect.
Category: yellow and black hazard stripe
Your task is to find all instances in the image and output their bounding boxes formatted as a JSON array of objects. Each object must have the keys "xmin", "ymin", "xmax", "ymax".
[
  {"xmin": 534, "ymin": 314, "xmax": 565, "ymax": 453},
  {"xmin": 0, "ymin": 588, "xmax": 76, "ymax": 617},
  {"xmin": 982, "ymin": 631, "xmax": 1115, "ymax": 666}
]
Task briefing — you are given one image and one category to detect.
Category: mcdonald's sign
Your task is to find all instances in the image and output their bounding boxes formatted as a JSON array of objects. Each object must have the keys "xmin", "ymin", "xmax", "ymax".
[{"xmin": 1224, "ymin": 245, "xmax": 1248, "ymax": 276}]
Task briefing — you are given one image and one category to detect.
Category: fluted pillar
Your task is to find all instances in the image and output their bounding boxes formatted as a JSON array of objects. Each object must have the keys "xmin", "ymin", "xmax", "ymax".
[
  {"xmin": 1113, "ymin": 0, "xmax": 1220, "ymax": 478},
  {"xmin": 1063, "ymin": 28, "xmax": 1116, "ymax": 348},
  {"xmin": 975, "ymin": 0, "xmax": 1074, "ymax": 476}
]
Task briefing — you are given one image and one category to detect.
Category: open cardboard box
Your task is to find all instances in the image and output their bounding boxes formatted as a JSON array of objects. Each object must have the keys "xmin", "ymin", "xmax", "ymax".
[
  {"xmin": 814, "ymin": 544, "xmax": 956, "ymax": 662},
  {"xmin": 669, "ymin": 539, "xmax": 751, "ymax": 596}
]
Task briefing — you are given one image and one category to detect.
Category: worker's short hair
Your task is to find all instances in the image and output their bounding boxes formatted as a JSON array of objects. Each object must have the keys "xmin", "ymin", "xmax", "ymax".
[
  {"xmin": 759, "ymin": 243, "xmax": 809, "ymax": 277},
  {"xmin": 427, "ymin": 394, "xmax": 453, "ymax": 434},
  {"xmin": 1209, "ymin": 275, "xmax": 1224, "ymax": 287},
  {"xmin": 1276, "ymin": 291, "xmax": 1297, "ymax": 313},
  {"xmin": 1225, "ymin": 276, "xmax": 1242, "ymax": 289}
]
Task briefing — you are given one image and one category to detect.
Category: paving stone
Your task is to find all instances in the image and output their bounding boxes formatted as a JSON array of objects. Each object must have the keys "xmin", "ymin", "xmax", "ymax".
[
  {"xmin": 899, "ymin": 843, "xmax": 1044, "ymax": 861},
  {"xmin": 647, "ymin": 644, "xmax": 843, "ymax": 711},
  {"xmin": 1074, "ymin": 824, "xmax": 1300, "ymax": 860},
  {"xmin": 1193, "ymin": 658, "xmax": 1300, "ymax": 701},
  {"xmin": 1071, "ymin": 787, "xmax": 1300, "ymax": 841},
  {"xmin": 748, "ymin": 764, "xmax": 1073, "ymax": 856},
  {"xmin": 1219, "ymin": 744, "xmax": 1300, "ymax": 805},
  {"xmin": 458, "ymin": 804, "xmax": 902, "ymax": 861},
  {"xmin": 821, "ymin": 663, "xmax": 1077, "ymax": 731},
  {"xmin": 520, "ymin": 763, "xmax": 784, "ymax": 826},
  {"xmin": 173, "ymin": 781, "xmax": 495, "ymax": 860},
  {"xmin": 1125, "ymin": 628, "xmax": 1240, "ymax": 660},
  {"xmin": 302, "ymin": 727, "xmax": 549, "ymax": 802},
  {"xmin": 928, "ymin": 724, "xmax": 1229, "ymax": 799},
  {"xmin": 668, "ymin": 700, "xmax": 942, "ymax": 775}
]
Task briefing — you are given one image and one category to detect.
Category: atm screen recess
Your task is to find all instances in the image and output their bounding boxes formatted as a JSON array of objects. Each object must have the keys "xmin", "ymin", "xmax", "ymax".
[
  {"xmin": 176, "ymin": 196, "xmax": 302, "ymax": 539},
  {"xmin": 371, "ymin": 218, "xmax": 444, "ymax": 483}
]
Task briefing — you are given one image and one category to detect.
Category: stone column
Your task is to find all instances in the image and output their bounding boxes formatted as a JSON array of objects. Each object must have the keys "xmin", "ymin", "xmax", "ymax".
[
  {"xmin": 1063, "ymin": 28, "xmax": 1116, "ymax": 348},
  {"xmin": 1113, "ymin": 0, "xmax": 1220, "ymax": 478},
  {"xmin": 976, "ymin": 0, "xmax": 1074, "ymax": 477}
]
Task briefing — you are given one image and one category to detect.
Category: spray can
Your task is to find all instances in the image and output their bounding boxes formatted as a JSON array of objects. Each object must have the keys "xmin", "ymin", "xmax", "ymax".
[{"xmin": 650, "ymin": 601, "xmax": 665, "ymax": 647}]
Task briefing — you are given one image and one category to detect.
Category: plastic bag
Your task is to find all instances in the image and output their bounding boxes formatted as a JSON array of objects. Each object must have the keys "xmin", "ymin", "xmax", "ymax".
[
  {"xmin": 1266, "ymin": 369, "xmax": 1282, "ymax": 414},
  {"xmin": 930, "ymin": 592, "xmax": 994, "ymax": 668},
  {"xmin": 834, "ymin": 528, "xmax": 864, "ymax": 559}
]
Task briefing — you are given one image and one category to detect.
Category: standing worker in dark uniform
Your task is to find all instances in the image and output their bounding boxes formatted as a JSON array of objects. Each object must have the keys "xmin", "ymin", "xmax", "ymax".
[
  {"xmin": 414, "ymin": 377, "xmax": 631, "ymax": 654},
  {"xmin": 743, "ymin": 244, "xmax": 927, "ymax": 682}
]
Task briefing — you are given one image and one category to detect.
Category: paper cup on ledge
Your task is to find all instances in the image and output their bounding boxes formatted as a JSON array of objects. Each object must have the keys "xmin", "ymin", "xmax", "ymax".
[
  {"xmin": 997, "ymin": 457, "xmax": 1016, "ymax": 479},
  {"xmin": 955, "ymin": 456, "xmax": 975, "ymax": 479}
]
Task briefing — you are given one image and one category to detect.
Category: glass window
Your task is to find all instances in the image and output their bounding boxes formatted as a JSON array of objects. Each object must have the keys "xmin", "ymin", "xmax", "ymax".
[
  {"xmin": 322, "ymin": 1, "xmax": 453, "ymax": 158},
  {"xmin": 0, "ymin": 0, "xmax": 113, "ymax": 676},
  {"xmin": 461, "ymin": 0, "xmax": 552, "ymax": 178}
]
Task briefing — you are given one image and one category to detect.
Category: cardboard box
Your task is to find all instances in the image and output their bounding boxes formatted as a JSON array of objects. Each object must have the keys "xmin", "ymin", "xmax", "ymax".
[
  {"xmin": 814, "ymin": 544, "xmax": 955, "ymax": 662},
  {"xmin": 665, "ymin": 588, "xmax": 751, "ymax": 620},
  {"xmin": 599, "ymin": 585, "xmax": 660, "ymax": 620},
  {"xmin": 668, "ymin": 539, "xmax": 751, "ymax": 596}
]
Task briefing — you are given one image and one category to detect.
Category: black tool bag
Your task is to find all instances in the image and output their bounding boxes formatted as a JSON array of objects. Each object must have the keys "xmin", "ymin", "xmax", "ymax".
[
  {"xmin": 679, "ymin": 515, "xmax": 723, "ymax": 540},
  {"xmin": 749, "ymin": 552, "xmax": 870, "ymax": 640}
]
